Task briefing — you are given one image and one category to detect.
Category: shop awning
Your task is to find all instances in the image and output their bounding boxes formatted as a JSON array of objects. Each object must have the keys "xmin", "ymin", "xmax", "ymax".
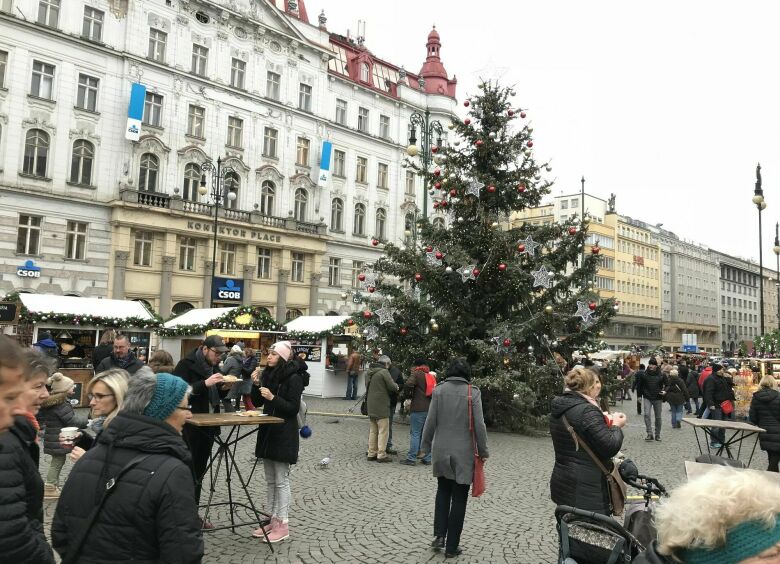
[
  {"xmin": 20, "ymin": 294, "xmax": 156, "ymax": 322},
  {"xmin": 163, "ymin": 307, "xmax": 236, "ymax": 329},
  {"xmin": 205, "ymin": 329, "xmax": 282, "ymax": 339},
  {"xmin": 285, "ymin": 315, "xmax": 350, "ymax": 334}
]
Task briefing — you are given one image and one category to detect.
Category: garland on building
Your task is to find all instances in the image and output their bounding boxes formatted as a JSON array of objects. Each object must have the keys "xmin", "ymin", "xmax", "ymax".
[
  {"xmin": 157, "ymin": 306, "xmax": 283, "ymax": 337},
  {"xmin": 286, "ymin": 319, "xmax": 353, "ymax": 341}
]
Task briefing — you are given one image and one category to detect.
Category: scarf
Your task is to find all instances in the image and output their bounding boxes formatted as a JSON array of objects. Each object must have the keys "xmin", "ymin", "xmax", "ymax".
[
  {"xmin": 90, "ymin": 415, "xmax": 107, "ymax": 434},
  {"xmin": 112, "ymin": 350, "xmax": 137, "ymax": 369},
  {"xmin": 24, "ymin": 411, "xmax": 40, "ymax": 442},
  {"xmin": 576, "ymin": 391, "xmax": 612, "ymax": 426}
]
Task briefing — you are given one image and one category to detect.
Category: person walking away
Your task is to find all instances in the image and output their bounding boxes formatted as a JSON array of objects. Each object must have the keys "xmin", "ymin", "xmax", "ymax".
[
  {"xmin": 632, "ymin": 363, "xmax": 645, "ymax": 415},
  {"xmin": 221, "ymin": 344, "xmax": 245, "ymax": 412},
  {"xmin": 386, "ymin": 359, "xmax": 404, "ymax": 455},
  {"xmin": 364, "ymin": 355, "xmax": 398, "ymax": 463},
  {"xmin": 250, "ymin": 341, "xmax": 308, "ymax": 543},
  {"xmin": 619, "ymin": 359, "xmax": 633, "ymax": 401},
  {"xmin": 682, "ymin": 365, "xmax": 700, "ymax": 415},
  {"xmin": 748, "ymin": 374, "xmax": 780, "ymax": 472},
  {"xmin": 52, "ymin": 372, "xmax": 203, "ymax": 563},
  {"xmin": 95, "ymin": 334, "xmax": 144, "ymax": 375},
  {"xmin": 239, "ymin": 347, "xmax": 258, "ymax": 411},
  {"xmin": 703, "ymin": 363, "xmax": 735, "ymax": 449},
  {"xmin": 421, "ymin": 358, "xmax": 488, "ymax": 559},
  {"xmin": 636, "ymin": 357, "xmax": 667, "ymax": 441},
  {"xmin": 400, "ymin": 359, "xmax": 434, "ymax": 466},
  {"xmin": 91, "ymin": 329, "xmax": 115, "ymax": 368},
  {"xmin": 665, "ymin": 369, "xmax": 689, "ymax": 429},
  {"xmin": 148, "ymin": 349, "xmax": 174, "ymax": 373},
  {"xmin": 0, "ymin": 349, "xmax": 55, "ymax": 564},
  {"xmin": 37, "ymin": 372, "xmax": 86, "ymax": 499},
  {"xmin": 345, "ymin": 348, "xmax": 362, "ymax": 400}
]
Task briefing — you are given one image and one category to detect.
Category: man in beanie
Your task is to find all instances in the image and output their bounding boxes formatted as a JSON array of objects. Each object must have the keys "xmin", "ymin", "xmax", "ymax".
[
  {"xmin": 52, "ymin": 372, "xmax": 203, "ymax": 563},
  {"xmin": 635, "ymin": 357, "xmax": 668, "ymax": 441},
  {"xmin": 364, "ymin": 355, "xmax": 398, "ymax": 462}
]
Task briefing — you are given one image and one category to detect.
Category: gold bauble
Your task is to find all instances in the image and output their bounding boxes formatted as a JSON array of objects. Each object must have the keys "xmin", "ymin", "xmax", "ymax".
[
  {"xmin": 545, "ymin": 305, "xmax": 553, "ymax": 313},
  {"xmin": 431, "ymin": 323, "xmax": 440, "ymax": 332}
]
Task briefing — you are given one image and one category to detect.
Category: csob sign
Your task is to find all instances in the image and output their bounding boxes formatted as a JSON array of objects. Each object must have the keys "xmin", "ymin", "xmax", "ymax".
[
  {"xmin": 212, "ymin": 278, "xmax": 242, "ymax": 302},
  {"xmin": 17, "ymin": 259, "xmax": 41, "ymax": 278}
]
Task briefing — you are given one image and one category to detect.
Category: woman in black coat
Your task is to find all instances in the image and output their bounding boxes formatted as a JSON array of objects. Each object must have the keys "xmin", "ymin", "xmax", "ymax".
[
  {"xmin": 550, "ymin": 367, "xmax": 626, "ymax": 515},
  {"xmin": 681, "ymin": 365, "xmax": 700, "ymax": 414},
  {"xmin": 748, "ymin": 374, "xmax": 780, "ymax": 472},
  {"xmin": 250, "ymin": 341, "xmax": 307, "ymax": 543}
]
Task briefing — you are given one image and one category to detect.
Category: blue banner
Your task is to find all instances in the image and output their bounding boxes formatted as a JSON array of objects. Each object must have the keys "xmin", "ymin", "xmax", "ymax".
[
  {"xmin": 318, "ymin": 140, "xmax": 333, "ymax": 187},
  {"xmin": 212, "ymin": 277, "xmax": 243, "ymax": 302},
  {"xmin": 125, "ymin": 83, "xmax": 146, "ymax": 141}
]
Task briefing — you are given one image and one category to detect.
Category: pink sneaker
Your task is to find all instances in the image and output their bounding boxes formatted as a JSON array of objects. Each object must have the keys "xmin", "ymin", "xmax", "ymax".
[
  {"xmin": 266, "ymin": 521, "xmax": 289, "ymax": 543},
  {"xmin": 251, "ymin": 517, "xmax": 278, "ymax": 538}
]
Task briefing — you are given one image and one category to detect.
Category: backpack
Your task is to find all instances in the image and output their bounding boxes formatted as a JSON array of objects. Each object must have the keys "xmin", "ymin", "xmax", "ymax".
[{"xmin": 425, "ymin": 372, "xmax": 437, "ymax": 397}]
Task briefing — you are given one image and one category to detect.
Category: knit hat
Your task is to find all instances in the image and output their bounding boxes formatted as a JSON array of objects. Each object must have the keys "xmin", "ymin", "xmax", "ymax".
[
  {"xmin": 230, "ymin": 344, "xmax": 243, "ymax": 354},
  {"xmin": 681, "ymin": 517, "xmax": 780, "ymax": 564},
  {"xmin": 270, "ymin": 341, "xmax": 292, "ymax": 362},
  {"xmin": 48, "ymin": 372, "xmax": 75, "ymax": 394},
  {"xmin": 648, "ymin": 358, "xmax": 658, "ymax": 366},
  {"xmin": 143, "ymin": 373, "xmax": 189, "ymax": 421}
]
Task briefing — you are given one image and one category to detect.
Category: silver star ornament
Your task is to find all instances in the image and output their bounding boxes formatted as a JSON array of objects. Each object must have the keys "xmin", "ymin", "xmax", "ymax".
[
  {"xmin": 531, "ymin": 265, "xmax": 553, "ymax": 288},
  {"xmin": 425, "ymin": 247, "xmax": 443, "ymax": 267},
  {"xmin": 574, "ymin": 300, "xmax": 593, "ymax": 323},
  {"xmin": 374, "ymin": 306, "xmax": 397, "ymax": 325},
  {"xmin": 457, "ymin": 264, "xmax": 478, "ymax": 282},
  {"xmin": 465, "ymin": 181, "xmax": 484, "ymax": 198},
  {"xmin": 517, "ymin": 235, "xmax": 541, "ymax": 255}
]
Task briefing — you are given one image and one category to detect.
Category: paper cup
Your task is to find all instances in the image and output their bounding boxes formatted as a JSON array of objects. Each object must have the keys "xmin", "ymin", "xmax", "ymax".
[{"xmin": 61, "ymin": 427, "xmax": 79, "ymax": 444}]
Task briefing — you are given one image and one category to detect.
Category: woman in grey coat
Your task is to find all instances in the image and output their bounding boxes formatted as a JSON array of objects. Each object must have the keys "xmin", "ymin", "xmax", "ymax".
[{"xmin": 421, "ymin": 358, "xmax": 488, "ymax": 559}]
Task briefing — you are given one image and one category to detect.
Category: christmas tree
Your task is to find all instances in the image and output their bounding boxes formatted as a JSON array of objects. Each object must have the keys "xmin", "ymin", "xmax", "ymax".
[{"xmin": 352, "ymin": 82, "xmax": 616, "ymax": 430}]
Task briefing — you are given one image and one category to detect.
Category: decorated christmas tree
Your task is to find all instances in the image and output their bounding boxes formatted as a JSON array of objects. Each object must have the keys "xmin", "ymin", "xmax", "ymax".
[{"xmin": 352, "ymin": 82, "xmax": 616, "ymax": 430}]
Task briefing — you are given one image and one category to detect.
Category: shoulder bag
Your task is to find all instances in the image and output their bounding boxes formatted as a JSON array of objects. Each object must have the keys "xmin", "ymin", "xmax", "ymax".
[
  {"xmin": 468, "ymin": 384, "xmax": 486, "ymax": 498},
  {"xmin": 561, "ymin": 415, "xmax": 626, "ymax": 516},
  {"xmin": 360, "ymin": 372, "xmax": 372, "ymax": 416}
]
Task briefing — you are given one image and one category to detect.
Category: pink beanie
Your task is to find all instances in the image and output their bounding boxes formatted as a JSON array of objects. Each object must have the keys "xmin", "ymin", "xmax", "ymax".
[{"xmin": 270, "ymin": 341, "xmax": 292, "ymax": 362}]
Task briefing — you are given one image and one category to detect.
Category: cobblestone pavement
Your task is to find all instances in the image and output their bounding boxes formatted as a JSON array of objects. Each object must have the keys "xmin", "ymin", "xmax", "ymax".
[{"xmin": 40, "ymin": 397, "xmax": 771, "ymax": 564}]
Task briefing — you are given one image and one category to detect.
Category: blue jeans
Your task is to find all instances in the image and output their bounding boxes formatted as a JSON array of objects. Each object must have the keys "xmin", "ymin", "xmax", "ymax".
[
  {"xmin": 670, "ymin": 404, "xmax": 684, "ymax": 428},
  {"xmin": 709, "ymin": 407, "xmax": 735, "ymax": 446},
  {"xmin": 686, "ymin": 397, "xmax": 700, "ymax": 413},
  {"xmin": 407, "ymin": 411, "xmax": 431, "ymax": 463},
  {"xmin": 345, "ymin": 372, "xmax": 358, "ymax": 400}
]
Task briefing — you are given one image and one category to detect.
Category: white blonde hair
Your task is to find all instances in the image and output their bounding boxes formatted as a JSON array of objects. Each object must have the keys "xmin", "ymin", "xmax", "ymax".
[{"xmin": 656, "ymin": 467, "xmax": 780, "ymax": 558}]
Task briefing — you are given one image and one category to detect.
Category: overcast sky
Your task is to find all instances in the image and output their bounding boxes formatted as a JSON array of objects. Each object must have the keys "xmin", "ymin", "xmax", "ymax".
[{"xmin": 313, "ymin": 1, "xmax": 780, "ymax": 267}]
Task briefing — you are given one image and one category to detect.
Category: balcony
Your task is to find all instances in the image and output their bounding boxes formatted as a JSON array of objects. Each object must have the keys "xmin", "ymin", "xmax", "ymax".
[{"xmin": 119, "ymin": 188, "xmax": 326, "ymax": 235}]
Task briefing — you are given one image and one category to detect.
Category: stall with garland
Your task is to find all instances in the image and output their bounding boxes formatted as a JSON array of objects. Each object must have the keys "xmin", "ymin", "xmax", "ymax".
[
  {"xmin": 158, "ymin": 306, "xmax": 285, "ymax": 365},
  {"xmin": 285, "ymin": 315, "xmax": 357, "ymax": 398}
]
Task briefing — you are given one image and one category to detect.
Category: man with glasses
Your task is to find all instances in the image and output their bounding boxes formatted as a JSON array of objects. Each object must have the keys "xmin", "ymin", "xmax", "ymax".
[{"xmin": 95, "ymin": 334, "xmax": 144, "ymax": 375}]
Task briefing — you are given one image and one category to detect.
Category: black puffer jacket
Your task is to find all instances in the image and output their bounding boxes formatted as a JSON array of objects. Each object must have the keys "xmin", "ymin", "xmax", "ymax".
[
  {"xmin": 703, "ymin": 373, "xmax": 735, "ymax": 409},
  {"xmin": 38, "ymin": 392, "xmax": 86, "ymax": 456},
  {"xmin": 253, "ymin": 358, "xmax": 307, "ymax": 464},
  {"xmin": 749, "ymin": 388, "xmax": 780, "ymax": 452},
  {"xmin": 95, "ymin": 353, "xmax": 145, "ymax": 375},
  {"xmin": 51, "ymin": 412, "xmax": 203, "ymax": 564},
  {"xmin": 549, "ymin": 392, "xmax": 624, "ymax": 514},
  {"xmin": 636, "ymin": 366, "xmax": 667, "ymax": 401},
  {"xmin": 173, "ymin": 347, "xmax": 220, "ymax": 414},
  {"xmin": 684, "ymin": 367, "xmax": 700, "ymax": 399},
  {"xmin": 664, "ymin": 375, "xmax": 689, "ymax": 406},
  {"xmin": 0, "ymin": 416, "xmax": 55, "ymax": 564}
]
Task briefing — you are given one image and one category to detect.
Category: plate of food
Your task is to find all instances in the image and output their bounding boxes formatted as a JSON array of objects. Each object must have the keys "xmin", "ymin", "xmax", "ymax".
[
  {"xmin": 236, "ymin": 410, "xmax": 266, "ymax": 417},
  {"xmin": 222, "ymin": 375, "xmax": 239, "ymax": 383}
]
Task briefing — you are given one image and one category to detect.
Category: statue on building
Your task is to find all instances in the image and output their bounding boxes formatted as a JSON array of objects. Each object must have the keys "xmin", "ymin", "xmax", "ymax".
[{"xmin": 608, "ymin": 193, "xmax": 616, "ymax": 213}]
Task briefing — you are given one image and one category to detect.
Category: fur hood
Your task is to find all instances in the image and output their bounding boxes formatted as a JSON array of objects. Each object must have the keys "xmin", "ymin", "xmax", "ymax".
[{"xmin": 41, "ymin": 391, "xmax": 69, "ymax": 409}]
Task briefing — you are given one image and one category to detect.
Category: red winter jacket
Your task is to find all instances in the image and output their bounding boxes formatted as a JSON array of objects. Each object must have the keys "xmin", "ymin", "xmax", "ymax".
[{"xmin": 698, "ymin": 367, "xmax": 712, "ymax": 392}]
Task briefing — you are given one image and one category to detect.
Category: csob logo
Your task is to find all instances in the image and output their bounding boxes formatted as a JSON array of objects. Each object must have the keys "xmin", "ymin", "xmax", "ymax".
[
  {"xmin": 127, "ymin": 124, "xmax": 139, "ymax": 134},
  {"xmin": 17, "ymin": 259, "xmax": 41, "ymax": 278},
  {"xmin": 217, "ymin": 279, "xmax": 241, "ymax": 300}
]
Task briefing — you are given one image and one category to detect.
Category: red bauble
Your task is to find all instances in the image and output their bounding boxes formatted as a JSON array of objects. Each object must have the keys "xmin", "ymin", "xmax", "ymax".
[
  {"xmin": 487, "ymin": 185, "xmax": 496, "ymax": 193},
  {"xmin": 434, "ymin": 181, "xmax": 442, "ymax": 189},
  {"xmin": 475, "ymin": 139, "xmax": 484, "ymax": 147},
  {"xmin": 508, "ymin": 109, "xmax": 514, "ymax": 117},
  {"xmin": 591, "ymin": 245, "xmax": 601, "ymax": 255},
  {"xmin": 464, "ymin": 118, "xmax": 471, "ymax": 125},
  {"xmin": 400, "ymin": 327, "xmax": 409, "ymax": 335},
  {"xmin": 433, "ymin": 168, "xmax": 441, "ymax": 177},
  {"xmin": 368, "ymin": 286, "xmax": 376, "ymax": 293},
  {"xmin": 517, "ymin": 244, "xmax": 526, "ymax": 253},
  {"xmin": 371, "ymin": 239, "xmax": 379, "ymax": 246},
  {"xmin": 568, "ymin": 227, "xmax": 577, "ymax": 235},
  {"xmin": 414, "ymin": 273, "xmax": 423, "ymax": 282},
  {"xmin": 472, "ymin": 268, "xmax": 481, "ymax": 277},
  {"xmin": 527, "ymin": 140, "xmax": 534, "ymax": 148},
  {"xmin": 435, "ymin": 251, "xmax": 443, "ymax": 259},
  {"xmin": 358, "ymin": 273, "xmax": 366, "ymax": 282},
  {"xmin": 433, "ymin": 202, "xmax": 440, "ymax": 209},
  {"xmin": 464, "ymin": 100, "xmax": 470, "ymax": 107},
  {"xmin": 431, "ymin": 146, "xmax": 439, "ymax": 153},
  {"xmin": 498, "ymin": 263, "xmax": 507, "ymax": 272},
  {"xmin": 363, "ymin": 311, "xmax": 372, "ymax": 319},
  {"xmin": 517, "ymin": 183, "xmax": 526, "ymax": 193},
  {"xmin": 589, "ymin": 302, "xmax": 597, "ymax": 311},
  {"xmin": 520, "ymin": 111, "xmax": 527, "ymax": 118},
  {"xmin": 503, "ymin": 338, "xmax": 511, "ymax": 347},
  {"xmin": 440, "ymin": 200, "xmax": 449, "ymax": 208},
  {"xmin": 347, "ymin": 319, "xmax": 355, "ymax": 326},
  {"xmin": 425, "ymin": 245, "xmax": 433, "ymax": 252},
  {"xmin": 449, "ymin": 189, "xmax": 457, "ymax": 197}
]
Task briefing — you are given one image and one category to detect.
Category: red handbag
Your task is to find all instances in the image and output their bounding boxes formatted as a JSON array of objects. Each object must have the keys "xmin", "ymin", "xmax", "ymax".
[
  {"xmin": 468, "ymin": 384, "xmax": 486, "ymax": 497},
  {"xmin": 720, "ymin": 399, "xmax": 734, "ymax": 415}
]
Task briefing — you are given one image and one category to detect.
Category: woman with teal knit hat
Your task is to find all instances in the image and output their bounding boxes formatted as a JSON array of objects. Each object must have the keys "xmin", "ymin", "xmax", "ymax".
[{"xmin": 51, "ymin": 372, "xmax": 204, "ymax": 563}]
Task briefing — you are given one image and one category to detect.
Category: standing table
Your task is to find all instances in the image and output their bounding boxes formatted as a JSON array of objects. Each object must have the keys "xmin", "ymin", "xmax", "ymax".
[
  {"xmin": 187, "ymin": 413, "xmax": 283, "ymax": 548},
  {"xmin": 683, "ymin": 417, "xmax": 765, "ymax": 465}
]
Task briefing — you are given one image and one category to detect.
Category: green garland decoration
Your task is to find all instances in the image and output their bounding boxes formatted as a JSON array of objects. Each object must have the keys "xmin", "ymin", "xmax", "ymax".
[
  {"xmin": 157, "ymin": 306, "xmax": 283, "ymax": 337},
  {"xmin": 286, "ymin": 319, "xmax": 352, "ymax": 341}
]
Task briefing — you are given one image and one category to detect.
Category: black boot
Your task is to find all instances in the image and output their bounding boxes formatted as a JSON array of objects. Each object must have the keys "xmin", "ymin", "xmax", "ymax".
[{"xmin": 431, "ymin": 537, "xmax": 445, "ymax": 551}]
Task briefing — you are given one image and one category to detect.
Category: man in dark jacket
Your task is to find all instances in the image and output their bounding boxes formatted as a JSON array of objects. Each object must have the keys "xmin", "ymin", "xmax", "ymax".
[
  {"xmin": 364, "ymin": 356, "xmax": 398, "ymax": 462},
  {"xmin": 386, "ymin": 360, "xmax": 404, "ymax": 455},
  {"xmin": 400, "ymin": 360, "xmax": 433, "ymax": 466},
  {"xmin": 172, "ymin": 335, "xmax": 228, "ymax": 509},
  {"xmin": 681, "ymin": 365, "xmax": 700, "ymax": 414},
  {"xmin": 635, "ymin": 358, "xmax": 667, "ymax": 441},
  {"xmin": 748, "ymin": 378, "xmax": 780, "ymax": 472},
  {"xmin": 95, "ymin": 334, "xmax": 144, "ymax": 375},
  {"xmin": 703, "ymin": 363, "xmax": 735, "ymax": 448}
]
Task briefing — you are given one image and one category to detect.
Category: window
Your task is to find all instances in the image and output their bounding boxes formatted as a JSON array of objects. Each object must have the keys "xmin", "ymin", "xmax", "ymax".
[
  {"xmin": 143, "ymin": 93, "xmax": 163, "ymax": 127},
  {"xmin": 138, "ymin": 153, "xmax": 159, "ymax": 191},
  {"xmin": 375, "ymin": 208, "xmax": 386, "ymax": 239},
  {"xmin": 560, "ymin": 200, "xmax": 568, "ymax": 210},
  {"xmin": 379, "ymin": 115, "xmax": 390, "ymax": 139},
  {"xmin": 353, "ymin": 203, "xmax": 366, "ymax": 235},
  {"xmin": 69, "ymin": 140, "xmax": 94, "ymax": 185},
  {"xmin": 328, "ymin": 258, "xmax": 341, "ymax": 286},
  {"xmin": 351, "ymin": 260, "xmax": 365, "ymax": 288},
  {"xmin": 360, "ymin": 62, "xmax": 370, "ymax": 82},
  {"xmin": 76, "ymin": 74, "xmax": 99, "ymax": 112},
  {"xmin": 330, "ymin": 198, "xmax": 343, "ymax": 231},
  {"xmin": 263, "ymin": 127, "xmax": 278, "ymax": 157},
  {"xmin": 172, "ymin": 302, "xmax": 194, "ymax": 316},
  {"xmin": 182, "ymin": 163, "xmax": 200, "ymax": 201},
  {"xmin": 285, "ymin": 308, "xmax": 303, "ymax": 321},
  {"xmin": 335, "ymin": 99, "xmax": 347, "ymax": 125},
  {"xmin": 294, "ymin": 189, "xmax": 307, "ymax": 221},
  {"xmin": 260, "ymin": 181, "xmax": 275, "ymax": 215},
  {"xmin": 266, "ymin": 71, "xmax": 280, "ymax": 100},
  {"xmin": 298, "ymin": 83, "xmax": 312, "ymax": 111},
  {"xmin": 333, "ymin": 149, "xmax": 346, "ymax": 177},
  {"xmin": 223, "ymin": 171, "xmax": 239, "ymax": 209},
  {"xmin": 191, "ymin": 44, "xmax": 208, "ymax": 76},
  {"xmin": 82, "ymin": 7, "xmax": 103, "ymax": 41},
  {"xmin": 227, "ymin": 116, "xmax": 243, "ymax": 148},
  {"xmin": 291, "ymin": 252, "xmax": 304, "ymax": 282},
  {"xmin": 571, "ymin": 198, "xmax": 579, "ymax": 209},
  {"xmin": 358, "ymin": 107, "xmax": 369, "ymax": 132},
  {"xmin": 178, "ymin": 237, "xmax": 197, "ymax": 271},
  {"xmin": 37, "ymin": 0, "xmax": 59, "ymax": 27},
  {"xmin": 23, "ymin": 129, "xmax": 49, "ymax": 177},
  {"xmin": 405, "ymin": 170, "xmax": 415, "ymax": 195},
  {"xmin": 257, "ymin": 248, "xmax": 272, "ymax": 279},
  {"xmin": 356, "ymin": 156, "xmax": 367, "ymax": 183},
  {"xmin": 0, "ymin": 0, "xmax": 12, "ymax": 14},
  {"xmin": 219, "ymin": 242, "xmax": 236, "ymax": 275},
  {"xmin": 230, "ymin": 58, "xmax": 245, "ymax": 89},
  {"xmin": 133, "ymin": 231, "xmax": 153, "ymax": 266},
  {"xmin": 65, "ymin": 221, "xmax": 87, "ymax": 260},
  {"xmin": 187, "ymin": 105, "xmax": 205, "ymax": 138},
  {"xmin": 148, "ymin": 29, "xmax": 167, "ymax": 62},
  {"xmin": 296, "ymin": 137, "xmax": 310, "ymax": 166},
  {"xmin": 377, "ymin": 163, "xmax": 388, "ymax": 188},
  {"xmin": 30, "ymin": 60, "xmax": 55, "ymax": 99},
  {"xmin": 16, "ymin": 215, "xmax": 41, "ymax": 255},
  {"xmin": 0, "ymin": 51, "xmax": 6, "ymax": 88}
]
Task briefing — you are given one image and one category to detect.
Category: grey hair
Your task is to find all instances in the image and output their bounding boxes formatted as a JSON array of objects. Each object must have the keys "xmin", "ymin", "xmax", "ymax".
[
  {"xmin": 134, "ymin": 365, "xmax": 155, "ymax": 379},
  {"xmin": 120, "ymin": 372, "xmax": 192, "ymax": 416},
  {"xmin": 24, "ymin": 349, "xmax": 55, "ymax": 381}
]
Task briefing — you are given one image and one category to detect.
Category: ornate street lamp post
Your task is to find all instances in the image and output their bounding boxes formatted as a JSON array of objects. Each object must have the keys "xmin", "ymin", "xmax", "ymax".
[
  {"xmin": 199, "ymin": 157, "xmax": 236, "ymax": 307},
  {"xmin": 406, "ymin": 101, "xmax": 443, "ymax": 221},
  {"xmin": 774, "ymin": 222, "xmax": 780, "ymax": 330},
  {"xmin": 753, "ymin": 163, "xmax": 767, "ymax": 335}
]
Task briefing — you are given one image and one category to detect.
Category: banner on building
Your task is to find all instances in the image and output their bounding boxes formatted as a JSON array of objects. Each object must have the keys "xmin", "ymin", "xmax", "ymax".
[
  {"xmin": 318, "ymin": 140, "xmax": 333, "ymax": 187},
  {"xmin": 212, "ymin": 278, "xmax": 243, "ymax": 303},
  {"xmin": 125, "ymin": 83, "xmax": 146, "ymax": 141}
]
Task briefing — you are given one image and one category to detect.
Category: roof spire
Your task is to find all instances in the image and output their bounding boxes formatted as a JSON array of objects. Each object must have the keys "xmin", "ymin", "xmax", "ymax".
[{"xmin": 418, "ymin": 25, "xmax": 456, "ymax": 97}]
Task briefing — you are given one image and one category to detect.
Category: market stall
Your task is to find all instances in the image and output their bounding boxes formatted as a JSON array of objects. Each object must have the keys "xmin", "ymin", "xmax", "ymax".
[{"xmin": 18, "ymin": 293, "xmax": 158, "ymax": 406}]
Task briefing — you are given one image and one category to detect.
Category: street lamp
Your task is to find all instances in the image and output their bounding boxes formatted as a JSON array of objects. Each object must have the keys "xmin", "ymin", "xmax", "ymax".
[
  {"xmin": 199, "ymin": 157, "xmax": 237, "ymax": 307},
  {"xmin": 774, "ymin": 222, "xmax": 780, "ymax": 330},
  {"xmin": 407, "ymin": 105, "xmax": 443, "ymax": 221},
  {"xmin": 753, "ymin": 163, "xmax": 767, "ymax": 335}
]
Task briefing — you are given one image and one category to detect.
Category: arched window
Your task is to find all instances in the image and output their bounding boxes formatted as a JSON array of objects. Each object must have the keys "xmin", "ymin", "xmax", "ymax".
[
  {"xmin": 432, "ymin": 217, "xmax": 445, "ymax": 230},
  {"xmin": 224, "ymin": 171, "xmax": 240, "ymax": 209},
  {"xmin": 257, "ymin": 306, "xmax": 272, "ymax": 317},
  {"xmin": 285, "ymin": 308, "xmax": 303, "ymax": 321},
  {"xmin": 69, "ymin": 139, "xmax": 94, "ymax": 185},
  {"xmin": 375, "ymin": 208, "xmax": 386, "ymax": 240},
  {"xmin": 294, "ymin": 188, "xmax": 307, "ymax": 221},
  {"xmin": 353, "ymin": 203, "xmax": 365, "ymax": 235},
  {"xmin": 360, "ymin": 62, "xmax": 370, "ymax": 82},
  {"xmin": 325, "ymin": 310, "xmax": 340, "ymax": 316},
  {"xmin": 260, "ymin": 180, "xmax": 275, "ymax": 215},
  {"xmin": 23, "ymin": 129, "xmax": 50, "ymax": 177},
  {"xmin": 172, "ymin": 301, "xmax": 195, "ymax": 316},
  {"xmin": 330, "ymin": 198, "xmax": 343, "ymax": 231},
  {"xmin": 138, "ymin": 153, "xmax": 159, "ymax": 192},
  {"xmin": 183, "ymin": 163, "xmax": 200, "ymax": 201}
]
